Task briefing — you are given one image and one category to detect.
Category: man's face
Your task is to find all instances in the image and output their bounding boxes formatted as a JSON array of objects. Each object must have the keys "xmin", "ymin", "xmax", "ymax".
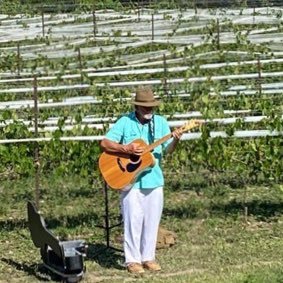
[
  {"xmin": 136, "ymin": 106, "xmax": 154, "ymax": 120},
  {"xmin": 137, "ymin": 106, "xmax": 154, "ymax": 115}
]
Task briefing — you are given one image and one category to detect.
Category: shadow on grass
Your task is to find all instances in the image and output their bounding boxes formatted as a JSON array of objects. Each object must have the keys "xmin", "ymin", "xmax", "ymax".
[
  {"xmin": 0, "ymin": 218, "xmax": 27, "ymax": 232},
  {"xmin": 86, "ymin": 243, "xmax": 124, "ymax": 270},
  {"xmin": 46, "ymin": 211, "xmax": 101, "ymax": 229},
  {"xmin": 210, "ymin": 199, "xmax": 283, "ymax": 220},
  {"xmin": 163, "ymin": 199, "xmax": 283, "ymax": 220},
  {"xmin": 0, "ymin": 258, "xmax": 58, "ymax": 281},
  {"xmin": 0, "ymin": 211, "xmax": 102, "ymax": 232},
  {"xmin": 3, "ymin": 199, "xmax": 283, "ymax": 232}
]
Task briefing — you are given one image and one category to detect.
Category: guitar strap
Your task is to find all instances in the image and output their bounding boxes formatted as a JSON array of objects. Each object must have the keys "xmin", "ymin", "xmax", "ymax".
[{"xmin": 149, "ymin": 115, "xmax": 155, "ymax": 144}]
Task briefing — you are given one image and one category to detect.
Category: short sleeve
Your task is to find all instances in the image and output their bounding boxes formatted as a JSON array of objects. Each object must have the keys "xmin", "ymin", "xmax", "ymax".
[{"xmin": 105, "ymin": 116, "xmax": 127, "ymax": 143}]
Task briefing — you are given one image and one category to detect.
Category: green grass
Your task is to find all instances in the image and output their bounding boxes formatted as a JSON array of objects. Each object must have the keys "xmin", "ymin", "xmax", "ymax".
[{"xmin": 0, "ymin": 174, "xmax": 283, "ymax": 282}]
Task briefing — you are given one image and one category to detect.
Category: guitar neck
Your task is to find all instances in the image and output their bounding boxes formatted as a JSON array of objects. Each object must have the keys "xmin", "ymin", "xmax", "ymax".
[
  {"xmin": 142, "ymin": 120, "xmax": 201, "ymax": 154},
  {"xmin": 143, "ymin": 133, "xmax": 172, "ymax": 154}
]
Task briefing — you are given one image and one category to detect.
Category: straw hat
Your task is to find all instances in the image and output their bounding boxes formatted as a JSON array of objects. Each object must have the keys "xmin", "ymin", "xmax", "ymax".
[{"xmin": 132, "ymin": 86, "xmax": 161, "ymax": 107}]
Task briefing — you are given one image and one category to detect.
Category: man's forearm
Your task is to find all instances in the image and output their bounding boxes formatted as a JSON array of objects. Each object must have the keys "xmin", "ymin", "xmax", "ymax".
[
  {"xmin": 165, "ymin": 138, "xmax": 180, "ymax": 154},
  {"xmin": 100, "ymin": 138, "xmax": 128, "ymax": 154}
]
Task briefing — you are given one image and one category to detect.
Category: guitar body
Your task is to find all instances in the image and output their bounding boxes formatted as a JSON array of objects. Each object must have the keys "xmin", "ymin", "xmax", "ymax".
[{"xmin": 99, "ymin": 139, "xmax": 155, "ymax": 190}]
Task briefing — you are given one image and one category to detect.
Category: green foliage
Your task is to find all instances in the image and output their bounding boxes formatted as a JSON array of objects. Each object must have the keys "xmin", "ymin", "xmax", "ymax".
[
  {"xmin": 0, "ymin": 3, "xmax": 281, "ymax": 186},
  {"xmin": 0, "ymin": 0, "xmax": 22, "ymax": 14},
  {"xmin": 40, "ymin": 140, "xmax": 101, "ymax": 178}
]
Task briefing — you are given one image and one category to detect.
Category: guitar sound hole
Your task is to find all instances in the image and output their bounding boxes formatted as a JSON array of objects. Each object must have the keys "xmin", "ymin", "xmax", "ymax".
[
  {"xmin": 130, "ymin": 154, "xmax": 140, "ymax": 162},
  {"xmin": 126, "ymin": 159, "xmax": 142, "ymax": 172}
]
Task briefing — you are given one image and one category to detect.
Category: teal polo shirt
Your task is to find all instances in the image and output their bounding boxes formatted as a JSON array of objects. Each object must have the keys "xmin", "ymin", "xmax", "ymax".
[{"xmin": 105, "ymin": 111, "xmax": 172, "ymax": 189}]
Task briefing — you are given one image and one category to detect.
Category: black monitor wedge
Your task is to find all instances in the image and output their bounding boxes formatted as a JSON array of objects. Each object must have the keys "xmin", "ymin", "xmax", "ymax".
[{"xmin": 27, "ymin": 201, "xmax": 87, "ymax": 283}]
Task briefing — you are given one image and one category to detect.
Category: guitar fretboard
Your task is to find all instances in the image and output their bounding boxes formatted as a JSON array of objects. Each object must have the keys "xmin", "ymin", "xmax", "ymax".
[
  {"xmin": 142, "ymin": 121, "xmax": 200, "ymax": 154},
  {"xmin": 143, "ymin": 133, "xmax": 172, "ymax": 154}
]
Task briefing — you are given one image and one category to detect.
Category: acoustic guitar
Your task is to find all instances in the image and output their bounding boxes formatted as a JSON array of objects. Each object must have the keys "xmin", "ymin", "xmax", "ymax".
[{"xmin": 99, "ymin": 119, "xmax": 202, "ymax": 190}]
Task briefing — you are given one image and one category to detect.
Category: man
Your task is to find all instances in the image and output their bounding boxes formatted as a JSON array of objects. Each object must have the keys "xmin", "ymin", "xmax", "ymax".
[{"xmin": 100, "ymin": 86, "xmax": 183, "ymax": 274}]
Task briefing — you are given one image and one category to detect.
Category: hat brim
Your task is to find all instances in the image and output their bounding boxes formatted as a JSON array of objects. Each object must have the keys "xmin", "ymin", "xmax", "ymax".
[{"xmin": 132, "ymin": 100, "xmax": 161, "ymax": 107}]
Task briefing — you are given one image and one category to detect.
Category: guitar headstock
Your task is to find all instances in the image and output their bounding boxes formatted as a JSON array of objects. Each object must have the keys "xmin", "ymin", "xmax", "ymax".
[{"xmin": 179, "ymin": 119, "xmax": 204, "ymax": 133}]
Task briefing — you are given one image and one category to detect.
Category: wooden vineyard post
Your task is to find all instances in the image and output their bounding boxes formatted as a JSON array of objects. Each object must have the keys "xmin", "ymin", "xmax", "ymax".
[
  {"xmin": 243, "ymin": 181, "xmax": 248, "ymax": 224},
  {"xmin": 151, "ymin": 12, "xmax": 154, "ymax": 41},
  {"xmin": 216, "ymin": 18, "xmax": 220, "ymax": 50},
  {"xmin": 77, "ymin": 48, "xmax": 83, "ymax": 84},
  {"xmin": 257, "ymin": 57, "xmax": 262, "ymax": 95},
  {"xmin": 41, "ymin": 10, "xmax": 45, "ymax": 37},
  {"xmin": 17, "ymin": 42, "xmax": 21, "ymax": 77},
  {"xmin": 253, "ymin": 5, "xmax": 256, "ymax": 24},
  {"xmin": 137, "ymin": 3, "xmax": 141, "ymax": 22},
  {"xmin": 92, "ymin": 8, "xmax": 97, "ymax": 41},
  {"xmin": 33, "ymin": 76, "xmax": 40, "ymax": 209},
  {"xmin": 163, "ymin": 54, "xmax": 169, "ymax": 99},
  {"xmin": 194, "ymin": 0, "xmax": 197, "ymax": 15}
]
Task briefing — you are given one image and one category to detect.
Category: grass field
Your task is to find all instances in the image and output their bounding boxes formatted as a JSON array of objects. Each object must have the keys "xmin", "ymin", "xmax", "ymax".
[{"xmin": 0, "ymin": 173, "xmax": 283, "ymax": 283}]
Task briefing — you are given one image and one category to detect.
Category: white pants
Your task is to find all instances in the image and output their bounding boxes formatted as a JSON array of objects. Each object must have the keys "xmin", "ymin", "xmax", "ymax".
[{"xmin": 120, "ymin": 187, "xmax": 163, "ymax": 264}]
